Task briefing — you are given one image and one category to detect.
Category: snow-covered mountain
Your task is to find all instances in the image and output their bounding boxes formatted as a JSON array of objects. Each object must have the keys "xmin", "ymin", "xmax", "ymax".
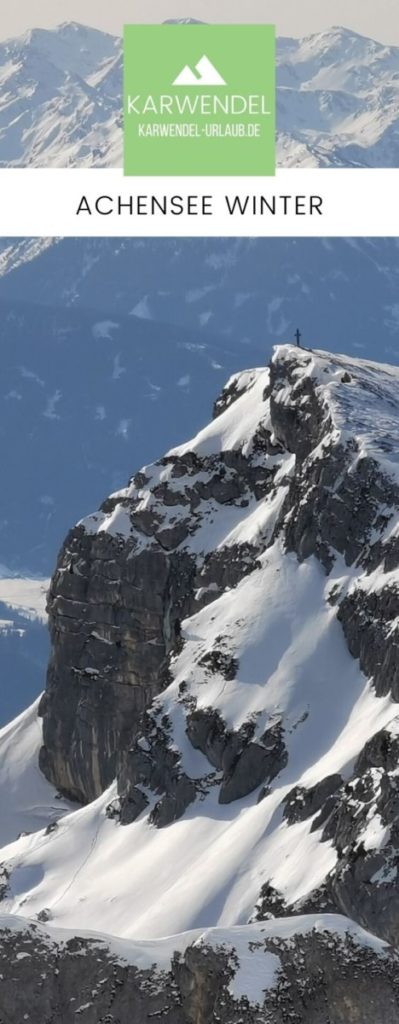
[
  {"xmin": 0, "ymin": 23, "xmax": 121, "ymax": 167},
  {"xmin": 1, "ymin": 21, "xmax": 399, "ymax": 167},
  {"xmin": 1, "ymin": 345, "xmax": 399, "ymax": 1020},
  {"xmin": 1, "ymin": 234, "xmax": 399, "ymax": 721},
  {"xmin": 277, "ymin": 27, "xmax": 399, "ymax": 167}
]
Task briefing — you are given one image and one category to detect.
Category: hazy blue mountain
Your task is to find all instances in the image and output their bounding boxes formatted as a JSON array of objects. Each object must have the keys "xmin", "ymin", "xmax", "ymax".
[
  {"xmin": 1, "ymin": 236, "xmax": 398, "ymax": 358},
  {"xmin": 0, "ymin": 297, "xmax": 264, "ymax": 575}
]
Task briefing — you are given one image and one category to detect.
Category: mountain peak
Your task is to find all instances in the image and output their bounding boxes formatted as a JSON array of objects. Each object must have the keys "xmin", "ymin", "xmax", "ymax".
[
  {"xmin": 163, "ymin": 17, "xmax": 205, "ymax": 24},
  {"xmin": 56, "ymin": 19, "xmax": 117, "ymax": 40},
  {"xmin": 1, "ymin": 345, "xmax": 399, "ymax": 1017}
]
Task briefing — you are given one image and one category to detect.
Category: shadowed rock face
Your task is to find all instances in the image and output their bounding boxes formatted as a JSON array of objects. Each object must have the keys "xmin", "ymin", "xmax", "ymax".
[
  {"xmin": 39, "ymin": 439, "xmax": 278, "ymax": 804},
  {"xmin": 1, "ymin": 919, "xmax": 398, "ymax": 1024},
  {"xmin": 283, "ymin": 774, "xmax": 343, "ymax": 827},
  {"xmin": 39, "ymin": 524, "xmax": 196, "ymax": 803},
  {"xmin": 318, "ymin": 729, "xmax": 399, "ymax": 947},
  {"xmin": 115, "ymin": 708, "xmax": 197, "ymax": 827},
  {"xmin": 338, "ymin": 586, "xmax": 399, "ymax": 701},
  {"xmin": 186, "ymin": 707, "xmax": 287, "ymax": 805}
]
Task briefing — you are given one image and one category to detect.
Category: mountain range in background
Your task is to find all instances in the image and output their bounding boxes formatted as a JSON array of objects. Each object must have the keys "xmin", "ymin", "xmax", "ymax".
[{"xmin": 0, "ymin": 21, "xmax": 399, "ymax": 167}]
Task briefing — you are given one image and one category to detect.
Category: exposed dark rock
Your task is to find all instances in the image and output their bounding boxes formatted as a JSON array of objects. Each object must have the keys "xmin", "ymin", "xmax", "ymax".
[
  {"xmin": 117, "ymin": 711, "xmax": 197, "ymax": 827},
  {"xmin": 317, "ymin": 728, "xmax": 399, "ymax": 946},
  {"xmin": 186, "ymin": 708, "xmax": 287, "ymax": 805},
  {"xmin": 0, "ymin": 919, "xmax": 399, "ymax": 1024},
  {"xmin": 44, "ymin": 820, "xmax": 59, "ymax": 836},
  {"xmin": 270, "ymin": 353, "xmax": 331, "ymax": 460},
  {"xmin": 39, "ymin": 521, "xmax": 197, "ymax": 803},
  {"xmin": 251, "ymin": 881, "xmax": 288, "ymax": 921},
  {"xmin": 198, "ymin": 644, "xmax": 239, "ymax": 681},
  {"xmin": 338, "ymin": 586, "xmax": 399, "ymax": 701},
  {"xmin": 0, "ymin": 922, "xmax": 185, "ymax": 1024},
  {"xmin": 173, "ymin": 944, "xmax": 236, "ymax": 1024},
  {"xmin": 219, "ymin": 725, "xmax": 287, "ymax": 804},
  {"xmin": 265, "ymin": 930, "xmax": 399, "ymax": 1024},
  {"xmin": 292, "ymin": 883, "xmax": 339, "ymax": 917},
  {"xmin": 195, "ymin": 543, "xmax": 261, "ymax": 609},
  {"xmin": 186, "ymin": 708, "xmax": 229, "ymax": 770},
  {"xmin": 0, "ymin": 865, "xmax": 9, "ymax": 900},
  {"xmin": 283, "ymin": 774, "xmax": 342, "ymax": 826}
]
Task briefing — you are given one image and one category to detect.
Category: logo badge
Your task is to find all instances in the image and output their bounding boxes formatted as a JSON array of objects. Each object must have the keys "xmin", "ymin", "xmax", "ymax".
[
  {"xmin": 124, "ymin": 24, "xmax": 276, "ymax": 176},
  {"xmin": 173, "ymin": 56, "xmax": 226, "ymax": 87}
]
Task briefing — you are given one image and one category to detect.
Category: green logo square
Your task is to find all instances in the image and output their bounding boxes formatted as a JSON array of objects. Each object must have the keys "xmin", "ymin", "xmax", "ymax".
[{"xmin": 124, "ymin": 24, "xmax": 275, "ymax": 176}]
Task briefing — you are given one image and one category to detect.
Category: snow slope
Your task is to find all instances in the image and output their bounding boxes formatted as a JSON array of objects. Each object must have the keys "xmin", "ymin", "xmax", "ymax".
[
  {"xmin": 277, "ymin": 27, "xmax": 399, "ymax": 167},
  {"xmin": 0, "ymin": 574, "xmax": 50, "ymax": 727},
  {"xmin": 0, "ymin": 22, "xmax": 398, "ymax": 167},
  {"xmin": 1, "ymin": 346, "xmax": 399, "ymax": 949},
  {"xmin": 0, "ymin": 23, "xmax": 120, "ymax": 168},
  {"xmin": 0, "ymin": 576, "xmax": 48, "ymax": 624},
  {"xmin": 0, "ymin": 700, "xmax": 71, "ymax": 846}
]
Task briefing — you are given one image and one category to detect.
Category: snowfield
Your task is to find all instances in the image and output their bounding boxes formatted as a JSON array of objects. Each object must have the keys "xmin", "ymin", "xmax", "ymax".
[
  {"xmin": 0, "ymin": 576, "xmax": 48, "ymax": 625},
  {"xmin": 0, "ymin": 700, "xmax": 71, "ymax": 846}
]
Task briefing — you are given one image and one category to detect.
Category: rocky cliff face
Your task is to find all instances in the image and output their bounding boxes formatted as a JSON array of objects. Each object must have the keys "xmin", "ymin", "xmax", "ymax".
[
  {"xmin": 1, "ymin": 916, "xmax": 398, "ymax": 1024},
  {"xmin": 39, "ymin": 518, "xmax": 196, "ymax": 802},
  {"xmin": 3, "ymin": 345, "xmax": 399, "ymax": 1022},
  {"xmin": 39, "ymin": 367, "xmax": 280, "ymax": 803}
]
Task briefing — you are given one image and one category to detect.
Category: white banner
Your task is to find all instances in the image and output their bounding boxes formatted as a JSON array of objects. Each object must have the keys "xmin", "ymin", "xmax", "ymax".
[{"xmin": 0, "ymin": 168, "xmax": 398, "ymax": 237}]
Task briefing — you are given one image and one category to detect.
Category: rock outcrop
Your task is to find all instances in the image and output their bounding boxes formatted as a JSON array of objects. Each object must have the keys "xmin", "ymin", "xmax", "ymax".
[
  {"xmin": 39, "ymin": 523, "xmax": 196, "ymax": 802},
  {"xmin": 1, "ymin": 916, "xmax": 398, "ymax": 1024},
  {"xmin": 321, "ymin": 726, "xmax": 399, "ymax": 946}
]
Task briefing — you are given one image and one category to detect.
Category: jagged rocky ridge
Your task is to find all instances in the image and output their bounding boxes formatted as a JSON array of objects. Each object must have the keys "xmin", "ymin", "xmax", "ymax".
[{"xmin": 3, "ymin": 345, "xmax": 399, "ymax": 1020}]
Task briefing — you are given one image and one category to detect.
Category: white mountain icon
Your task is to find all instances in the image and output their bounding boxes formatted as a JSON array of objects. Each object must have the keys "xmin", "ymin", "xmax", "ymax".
[{"xmin": 173, "ymin": 55, "xmax": 226, "ymax": 86}]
